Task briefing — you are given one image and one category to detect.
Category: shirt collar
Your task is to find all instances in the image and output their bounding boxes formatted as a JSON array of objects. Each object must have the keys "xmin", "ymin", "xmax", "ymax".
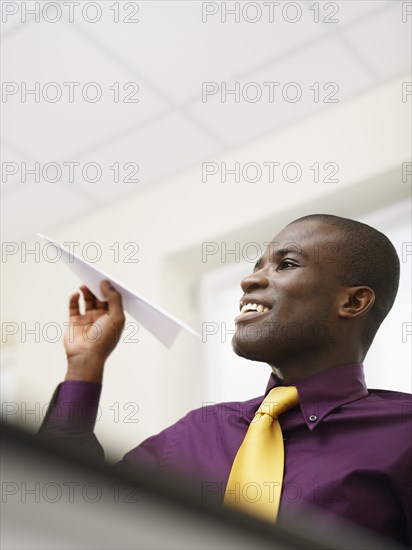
[{"xmin": 264, "ymin": 363, "xmax": 368, "ymax": 431}]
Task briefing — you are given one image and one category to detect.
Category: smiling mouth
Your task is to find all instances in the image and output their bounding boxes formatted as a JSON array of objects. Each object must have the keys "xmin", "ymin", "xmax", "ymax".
[
  {"xmin": 239, "ymin": 303, "xmax": 270, "ymax": 315},
  {"xmin": 235, "ymin": 302, "xmax": 273, "ymax": 324}
]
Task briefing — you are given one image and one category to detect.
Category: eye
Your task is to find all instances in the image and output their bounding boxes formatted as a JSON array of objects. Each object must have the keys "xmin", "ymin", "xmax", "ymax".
[{"xmin": 278, "ymin": 259, "xmax": 298, "ymax": 270}]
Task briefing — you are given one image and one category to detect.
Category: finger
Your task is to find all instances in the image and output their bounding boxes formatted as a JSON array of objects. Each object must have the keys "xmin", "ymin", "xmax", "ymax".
[
  {"xmin": 80, "ymin": 284, "xmax": 106, "ymax": 310},
  {"xmin": 69, "ymin": 292, "xmax": 80, "ymax": 317},
  {"xmin": 95, "ymin": 296, "xmax": 108, "ymax": 310},
  {"xmin": 100, "ymin": 280, "xmax": 125, "ymax": 323},
  {"xmin": 80, "ymin": 285, "xmax": 97, "ymax": 311}
]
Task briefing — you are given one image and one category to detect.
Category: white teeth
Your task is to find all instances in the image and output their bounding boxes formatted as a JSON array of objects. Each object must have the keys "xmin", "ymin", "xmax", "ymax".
[{"xmin": 240, "ymin": 303, "xmax": 270, "ymax": 314}]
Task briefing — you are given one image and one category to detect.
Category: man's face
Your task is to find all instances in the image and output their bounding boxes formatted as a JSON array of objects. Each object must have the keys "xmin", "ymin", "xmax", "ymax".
[{"xmin": 232, "ymin": 220, "xmax": 346, "ymax": 366}]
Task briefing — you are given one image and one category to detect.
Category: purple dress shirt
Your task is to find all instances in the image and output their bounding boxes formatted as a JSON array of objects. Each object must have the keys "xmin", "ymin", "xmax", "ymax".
[{"xmin": 39, "ymin": 363, "xmax": 412, "ymax": 546}]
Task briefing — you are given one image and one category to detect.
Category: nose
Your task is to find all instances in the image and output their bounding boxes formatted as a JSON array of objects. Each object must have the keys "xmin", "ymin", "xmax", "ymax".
[{"xmin": 240, "ymin": 268, "xmax": 269, "ymax": 293}]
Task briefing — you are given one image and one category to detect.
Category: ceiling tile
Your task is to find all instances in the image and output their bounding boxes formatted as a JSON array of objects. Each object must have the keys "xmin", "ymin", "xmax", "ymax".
[
  {"xmin": 1, "ymin": 182, "xmax": 93, "ymax": 242},
  {"xmin": 342, "ymin": 2, "xmax": 411, "ymax": 80},
  {"xmin": 187, "ymin": 36, "xmax": 375, "ymax": 145},
  {"xmin": 65, "ymin": 111, "xmax": 221, "ymax": 201},
  {"xmin": 1, "ymin": 20, "xmax": 167, "ymax": 160},
  {"xmin": 73, "ymin": 1, "xmax": 327, "ymax": 102}
]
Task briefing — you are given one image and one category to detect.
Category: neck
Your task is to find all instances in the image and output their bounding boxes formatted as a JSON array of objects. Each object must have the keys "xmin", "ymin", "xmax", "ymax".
[{"xmin": 269, "ymin": 348, "xmax": 363, "ymax": 385}]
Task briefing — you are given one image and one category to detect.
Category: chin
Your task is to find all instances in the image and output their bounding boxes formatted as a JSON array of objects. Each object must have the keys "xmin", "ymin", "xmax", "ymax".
[{"xmin": 231, "ymin": 334, "xmax": 268, "ymax": 363}]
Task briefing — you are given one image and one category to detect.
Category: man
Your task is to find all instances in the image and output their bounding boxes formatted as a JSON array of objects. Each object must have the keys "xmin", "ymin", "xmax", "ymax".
[{"xmin": 39, "ymin": 214, "xmax": 411, "ymax": 546}]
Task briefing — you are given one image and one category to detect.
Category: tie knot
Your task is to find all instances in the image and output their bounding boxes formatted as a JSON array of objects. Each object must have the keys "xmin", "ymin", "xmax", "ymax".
[{"xmin": 257, "ymin": 386, "xmax": 299, "ymax": 419}]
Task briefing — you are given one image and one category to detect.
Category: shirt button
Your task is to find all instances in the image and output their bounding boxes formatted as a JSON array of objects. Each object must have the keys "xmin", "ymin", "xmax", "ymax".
[{"xmin": 309, "ymin": 415, "xmax": 318, "ymax": 422}]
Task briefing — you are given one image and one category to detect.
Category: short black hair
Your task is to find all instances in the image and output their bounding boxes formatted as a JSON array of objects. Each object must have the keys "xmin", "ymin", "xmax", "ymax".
[{"xmin": 289, "ymin": 214, "xmax": 400, "ymax": 351}]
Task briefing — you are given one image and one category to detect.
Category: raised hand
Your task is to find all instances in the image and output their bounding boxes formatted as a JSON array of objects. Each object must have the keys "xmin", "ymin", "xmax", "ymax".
[{"xmin": 64, "ymin": 280, "xmax": 125, "ymax": 383}]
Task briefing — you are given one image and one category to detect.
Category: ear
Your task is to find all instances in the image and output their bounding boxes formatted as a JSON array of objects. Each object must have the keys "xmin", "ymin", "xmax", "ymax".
[{"xmin": 338, "ymin": 286, "xmax": 375, "ymax": 319}]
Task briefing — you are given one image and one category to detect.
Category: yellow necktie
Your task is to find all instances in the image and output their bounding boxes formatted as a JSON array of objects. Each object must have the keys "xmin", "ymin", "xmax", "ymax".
[{"xmin": 224, "ymin": 385, "xmax": 299, "ymax": 522}]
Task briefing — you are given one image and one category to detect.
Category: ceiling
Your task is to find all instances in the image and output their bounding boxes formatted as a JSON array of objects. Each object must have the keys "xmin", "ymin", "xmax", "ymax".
[{"xmin": 1, "ymin": 0, "xmax": 411, "ymax": 241}]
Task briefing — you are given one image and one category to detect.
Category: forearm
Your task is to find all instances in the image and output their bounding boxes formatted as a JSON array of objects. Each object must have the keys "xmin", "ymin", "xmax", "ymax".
[
  {"xmin": 38, "ymin": 380, "xmax": 105, "ymax": 461},
  {"xmin": 65, "ymin": 354, "xmax": 105, "ymax": 384},
  {"xmin": 39, "ymin": 281, "xmax": 125, "ymax": 460}
]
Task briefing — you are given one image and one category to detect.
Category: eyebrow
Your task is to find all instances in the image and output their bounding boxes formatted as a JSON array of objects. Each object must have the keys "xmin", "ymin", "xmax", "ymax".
[
  {"xmin": 253, "ymin": 247, "xmax": 309, "ymax": 271},
  {"xmin": 273, "ymin": 247, "xmax": 309, "ymax": 260}
]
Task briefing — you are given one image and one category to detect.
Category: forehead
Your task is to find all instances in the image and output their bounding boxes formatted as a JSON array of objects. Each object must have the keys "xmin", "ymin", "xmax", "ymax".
[{"xmin": 266, "ymin": 220, "xmax": 344, "ymax": 258}]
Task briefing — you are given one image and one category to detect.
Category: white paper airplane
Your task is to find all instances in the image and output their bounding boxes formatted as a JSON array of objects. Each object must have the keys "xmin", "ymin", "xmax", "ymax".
[{"xmin": 37, "ymin": 234, "xmax": 200, "ymax": 348}]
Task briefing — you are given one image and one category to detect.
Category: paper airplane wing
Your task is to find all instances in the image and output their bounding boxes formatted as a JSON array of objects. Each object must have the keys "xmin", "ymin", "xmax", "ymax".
[{"xmin": 38, "ymin": 234, "xmax": 200, "ymax": 348}]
